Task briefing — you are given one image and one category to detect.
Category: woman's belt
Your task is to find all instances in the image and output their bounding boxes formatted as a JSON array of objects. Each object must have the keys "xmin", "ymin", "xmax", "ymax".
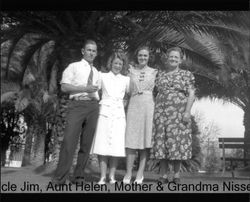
[
  {"xmin": 99, "ymin": 98, "xmax": 124, "ymax": 108},
  {"xmin": 99, "ymin": 98, "xmax": 125, "ymax": 118},
  {"xmin": 131, "ymin": 90, "xmax": 152, "ymax": 97}
]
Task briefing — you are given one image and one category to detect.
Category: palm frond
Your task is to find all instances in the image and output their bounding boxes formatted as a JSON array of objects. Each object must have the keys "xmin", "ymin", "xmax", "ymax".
[
  {"xmin": 3, "ymin": 32, "xmax": 26, "ymax": 78},
  {"xmin": 47, "ymin": 14, "xmax": 69, "ymax": 35},
  {"xmin": 1, "ymin": 91, "xmax": 18, "ymax": 103},
  {"xmin": 20, "ymin": 38, "xmax": 52, "ymax": 84},
  {"xmin": 13, "ymin": 88, "xmax": 32, "ymax": 112},
  {"xmin": 29, "ymin": 15, "xmax": 61, "ymax": 35},
  {"xmin": 182, "ymin": 35, "xmax": 223, "ymax": 70},
  {"xmin": 206, "ymin": 11, "xmax": 250, "ymax": 30},
  {"xmin": 154, "ymin": 27, "xmax": 186, "ymax": 47},
  {"xmin": 48, "ymin": 62, "xmax": 58, "ymax": 94},
  {"xmin": 164, "ymin": 11, "xmax": 250, "ymax": 39},
  {"xmin": 65, "ymin": 11, "xmax": 78, "ymax": 32},
  {"xmin": 193, "ymin": 23, "xmax": 249, "ymax": 42},
  {"xmin": 1, "ymin": 80, "xmax": 21, "ymax": 94},
  {"xmin": 22, "ymin": 72, "xmax": 36, "ymax": 87},
  {"xmin": 42, "ymin": 44, "xmax": 58, "ymax": 86}
]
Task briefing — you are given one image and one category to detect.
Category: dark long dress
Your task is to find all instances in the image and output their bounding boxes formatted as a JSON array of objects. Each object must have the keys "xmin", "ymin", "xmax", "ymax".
[{"xmin": 150, "ymin": 68, "xmax": 195, "ymax": 160}]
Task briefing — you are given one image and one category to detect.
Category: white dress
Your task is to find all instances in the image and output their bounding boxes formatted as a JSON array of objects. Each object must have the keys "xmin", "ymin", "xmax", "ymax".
[{"xmin": 90, "ymin": 72, "xmax": 130, "ymax": 157}]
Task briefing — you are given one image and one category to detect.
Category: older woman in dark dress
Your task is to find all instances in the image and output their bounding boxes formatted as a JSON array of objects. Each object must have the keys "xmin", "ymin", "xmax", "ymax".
[{"xmin": 150, "ymin": 47, "xmax": 196, "ymax": 184}]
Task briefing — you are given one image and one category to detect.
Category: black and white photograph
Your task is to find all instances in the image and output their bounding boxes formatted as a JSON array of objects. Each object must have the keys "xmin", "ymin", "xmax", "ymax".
[{"xmin": 1, "ymin": 9, "xmax": 250, "ymax": 197}]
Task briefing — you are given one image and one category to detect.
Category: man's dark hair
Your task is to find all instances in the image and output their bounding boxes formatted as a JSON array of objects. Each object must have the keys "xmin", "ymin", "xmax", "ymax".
[{"xmin": 82, "ymin": 39, "xmax": 97, "ymax": 49}]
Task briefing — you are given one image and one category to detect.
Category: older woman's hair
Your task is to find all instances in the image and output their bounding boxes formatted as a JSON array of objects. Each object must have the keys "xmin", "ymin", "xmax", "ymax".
[
  {"xmin": 106, "ymin": 50, "xmax": 128, "ymax": 75},
  {"xmin": 166, "ymin": 46, "xmax": 184, "ymax": 59}
]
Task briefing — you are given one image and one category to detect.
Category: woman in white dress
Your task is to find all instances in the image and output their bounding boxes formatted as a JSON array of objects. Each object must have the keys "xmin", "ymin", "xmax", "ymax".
[{"xmin": 90, "ymin": 51, "xmax": 130, "ymax": 185}]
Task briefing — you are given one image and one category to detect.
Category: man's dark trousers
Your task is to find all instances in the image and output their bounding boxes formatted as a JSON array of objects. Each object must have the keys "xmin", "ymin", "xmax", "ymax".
[{"xmin": 53, "ymin": 100, "xmax": 99, "ymax": 183}]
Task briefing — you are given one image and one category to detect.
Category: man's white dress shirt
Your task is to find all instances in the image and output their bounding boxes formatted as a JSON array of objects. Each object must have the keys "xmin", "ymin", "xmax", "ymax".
[{"xmin": 60, "ymin": 59, "xmax": 100, "ymax": 100}]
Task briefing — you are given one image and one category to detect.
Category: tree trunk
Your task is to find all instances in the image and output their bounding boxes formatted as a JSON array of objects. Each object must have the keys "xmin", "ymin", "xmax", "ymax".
[
  {"xmin": 1, "ymin": 144, "xmax": 9, "ymax": 167},
  {"xmin": 244, "ymin": 103, "xmax": 250, "ymax": 140},
  {"xmin": 21, "ymin": 125, "xmax": 34, "ymax": 166},
  {"xmin": 31, "ymin": 123, "xmax": 46, "ymax": 166},
  {"xmin": 243, "ymin": 102, "xmax": 250, "ymax": 161}
]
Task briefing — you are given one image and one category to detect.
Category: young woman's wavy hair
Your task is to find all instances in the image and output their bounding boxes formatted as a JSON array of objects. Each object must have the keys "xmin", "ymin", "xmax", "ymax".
[
  {"xmin": 106, "ymin": 50, "xmax": 129, "ymax": 76},
  {"xmin": 132, "ymin": 46, "xmax": 151, "ymax": 66}
]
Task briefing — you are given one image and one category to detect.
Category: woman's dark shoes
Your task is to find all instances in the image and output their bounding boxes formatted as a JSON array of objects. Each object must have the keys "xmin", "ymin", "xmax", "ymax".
[
  {"xmin": 157, "ymin": 177, "xmax": 169, "ymax": 184},
  {"xmin": 172, "ymin": 178, "xmax": 181, "ymax": 184}
]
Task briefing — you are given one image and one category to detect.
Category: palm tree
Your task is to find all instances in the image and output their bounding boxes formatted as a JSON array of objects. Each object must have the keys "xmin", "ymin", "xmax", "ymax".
[
  {"xmin": 1, "ymin": 11, "xmax": 249, "ymax": 170},
  {"xmin": 1, "ymin": 34, "xmax": 58, "ymax": 166},
  {"xmin": 219, "ymin": 37, "xmax": 250, "ymax": 142},
  {"xmin": 195, "ymin": 36, "xmax": 250, "ymax": 164},
  {"xmin": 125, "ymin": 11, "xmax": 249, "ymax": 83},
  {"xmin": 129, "ymin": 11, "xmax": 250, "ymax": 147},
  {"xmin": 1, "ymin": 11, "xmax": 135, "ymax": 168}
]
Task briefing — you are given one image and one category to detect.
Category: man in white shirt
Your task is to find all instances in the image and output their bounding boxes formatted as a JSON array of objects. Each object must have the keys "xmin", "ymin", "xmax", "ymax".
[{"xmin": 51, "ymin": 40, "xmax": 100, "ymax": 185}]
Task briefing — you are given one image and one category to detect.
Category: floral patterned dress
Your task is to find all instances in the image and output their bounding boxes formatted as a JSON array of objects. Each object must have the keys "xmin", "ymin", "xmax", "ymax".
[{"xmin": 150, "ymin": 69, "xmax": 195, "ymax": 160}]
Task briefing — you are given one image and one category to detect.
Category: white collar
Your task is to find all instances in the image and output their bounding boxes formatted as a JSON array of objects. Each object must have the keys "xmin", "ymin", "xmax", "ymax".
[
  {"xmin": 109, "ymin": 71, "xmax": 121, "ymax": 78},
  {"xmin": 81, "ymin": 58, "xmax": 94, "ymax": 68}
]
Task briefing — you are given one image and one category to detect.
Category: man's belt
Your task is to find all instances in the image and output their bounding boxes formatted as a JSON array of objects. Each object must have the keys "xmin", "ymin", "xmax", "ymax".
[{"xmin": 72, "ymin": 96, "xmax": 97, "ymax": 101}]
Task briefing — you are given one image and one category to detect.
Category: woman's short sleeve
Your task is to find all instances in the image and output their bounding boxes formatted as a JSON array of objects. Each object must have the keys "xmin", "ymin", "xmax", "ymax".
[
  {"xmin": 154, "ymin": 70, "xmax": 161, "ymax": 88},
  {"xmin": 125, "ymin": 76, "xmax": 130, "ymax": 93},
  {"xmin": 127, "ymin": 64, "xmax": 133, "ymax": 76}
]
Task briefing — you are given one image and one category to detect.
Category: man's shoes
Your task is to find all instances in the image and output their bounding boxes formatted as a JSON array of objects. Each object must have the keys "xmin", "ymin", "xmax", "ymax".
[
  {"xmin": 50, "ymin": 178, "xmax": 66, "ymax": 186},
  {"xmin": 157, "ymin": 177, "xmax": 169, "ymax": 184},
  {"xmin": 70, "ymin": 176, "xmax": 86, "ymax": 184}
]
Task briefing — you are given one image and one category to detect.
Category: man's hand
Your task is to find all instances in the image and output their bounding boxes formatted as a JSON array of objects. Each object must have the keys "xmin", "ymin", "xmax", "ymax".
[
  {"xmin": 84, "ymin": 85, "xmax": 98, "ymax": 93},
  {"xmin": 183, "ymin": 111, "xmax": 191, "ymax": 124}
]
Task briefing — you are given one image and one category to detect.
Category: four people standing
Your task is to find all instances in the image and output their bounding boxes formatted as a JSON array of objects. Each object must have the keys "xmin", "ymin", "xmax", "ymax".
[{"xmin": 52, "ymin": 41, "xmax": 196, "ymax": 185}]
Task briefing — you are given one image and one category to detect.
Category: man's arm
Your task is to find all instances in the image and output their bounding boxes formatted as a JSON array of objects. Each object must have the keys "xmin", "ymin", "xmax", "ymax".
[{"xmin": 61, "ymin": 83, "xmax": 98, "ymax": 94}]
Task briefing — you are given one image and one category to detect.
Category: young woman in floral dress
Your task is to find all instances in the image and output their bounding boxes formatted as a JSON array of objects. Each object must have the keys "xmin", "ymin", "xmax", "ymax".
[{"xmin": 123, "ymin": 46, "xmax": 157, "ymax": 184}]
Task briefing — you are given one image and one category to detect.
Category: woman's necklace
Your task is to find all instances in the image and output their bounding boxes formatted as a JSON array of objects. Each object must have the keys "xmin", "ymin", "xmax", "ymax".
[{"xmin": 135, "ymin": 65, "xmax": 147, "ymax": 94}]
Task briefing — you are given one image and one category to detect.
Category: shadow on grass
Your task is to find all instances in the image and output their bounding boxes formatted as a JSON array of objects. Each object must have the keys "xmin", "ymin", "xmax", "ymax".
[
  {"xmin": 33, "ymin": 163, "xmax": 103, "ymax": 182},
  {"xmin": 1, "ymin": 170, "xmax": 19, "ymax": 174}
]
